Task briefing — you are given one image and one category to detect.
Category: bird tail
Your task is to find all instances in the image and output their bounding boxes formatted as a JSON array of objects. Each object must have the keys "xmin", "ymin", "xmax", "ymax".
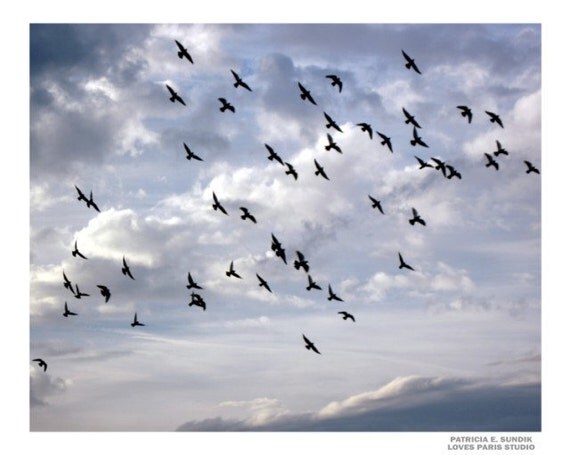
[
  {"xmin": 409, "ymin": 219, "xmax": 415, "ymax": 225},
  {"xmin": 233, "ymin": 82, "xmax": 239, "ymax": 88}
]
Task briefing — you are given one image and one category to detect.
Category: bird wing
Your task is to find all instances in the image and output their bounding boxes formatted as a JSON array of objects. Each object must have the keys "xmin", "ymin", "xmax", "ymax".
[
  {"xmin": 412, "ymin": 208, "xmax": 418, "ymax": 217},
  {"xmin": 166, "ymin": 84, "xmax": 176, "ymax": 96},
  {"xmin": 401, "ymin": 50, "xmax": 412, "ymax": 62},
  {"xmin": 230, "ymin": 69, "xmax": 239, "ymax": 81}
]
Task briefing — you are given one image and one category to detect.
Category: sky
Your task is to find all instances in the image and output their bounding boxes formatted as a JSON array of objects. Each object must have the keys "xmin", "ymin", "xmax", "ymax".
[{"xmin": 27, "ymin": 22, "xmax": 544, "ymax": 434}]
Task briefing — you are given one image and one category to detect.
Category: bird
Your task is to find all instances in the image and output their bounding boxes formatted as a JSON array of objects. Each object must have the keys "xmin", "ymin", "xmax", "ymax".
[
  {"xmin": 225, "ymin": 261, "xmax": 242, "ymax": 279},
  {"xmin": 524, "ymin": 160, "xmax": 540, "ymax": 174},
  {"xmin": 409, "ymin": 208, "xmax": 426, "ymax": 226},
  {"xmin": 32, "ymin": 358, "xmax": 47, "ymax": 372},
  {"xmin": 284, "ymin": 162, "xmax": 298, "ymax": 181},
  {"xmin": 314, "ymin": 159, "xmax": 330, "ymax": 180},
  {"xmin": 175, "ymin": 40, "xmax": 193, "ymax": 64},
  {"xmin": 431, "ymin": 157, "xmax": 448, "ymax": 177},
  {"xmin": 298, "ymin": 82, "xmax": 317, "ymax": 105},
  {"xmin": 415, "ymin": 156, "xmax": 433, "ymax": 170},
  {"xmin": 230, "ymin": 69, "xmax": 252, "ymax": 92},
  {"xmin": 402, "ymin": 49, "xmax": 421, "ymax": 74},
  {"xmin": 398, "ymin": 252, "xmax": 415, "ymax": 271},
  {"xmin": 446, "ymin": 165, "xmax": 462, "ymax": 180},
  {"xmin": 484, "ymin": 153, "xmax": 499, "ymax": 170},
  {"xmin": 410, "ymin": 126, "xmax": 429, "ymax": 148},
  {"xmin": 324, "ymin": 133, "xmax": 342, "ymax": 153},
  {"xmin": 63, "ymin": 301, "xmax": 77, "ymax": 317},
  {"xmin": 74, "ymin": 185, "xmax": 89, "ymax": 205},
  {"xmin": 376, "ymin": 131, "xmax": 393, "ymax": 153},
  {"xmin": 368, "ymin": 195, "xmax": 384, "ymax": 214},
  {"xmin": 183, "ymin": 142, "xmax": 203, "ymax": 161},
  {"xmin": 293, "ymin": 251, "xmax": 310, "ymax": 273},
  {"xmin": 96, "ymin": 285, "xmax": 111, "ymax": 303},
  {"xmin": 302, "ymin": 334, "xmax": 321, "ymax": 354},
  {"xmin": 188, "ymin": 293, "xmax": 206, "ymax": 311},
  {"xmin": 356, "ymin": 122, "xmax": 373, "ymax": 139},
  {"xmin": 86, "ymin": 191, "xmax": 100, "ymax": 212},
  {"xmin": 324, "ymin": 112, "xmax": 343, "ymax": 133},
  {"xmin": 271, "ymin": 233, "xmax": 287, "ymax": 264},
  {"xmin": 166, "ymin": 84, "xmax": 186, "ymax": 106},
  {"xmin": 338, "ymin": 311, "xmax": 355, "ymax": 322},
  {"xmin": 63, "ymin": 270, "xmax": 73, "ymax": 292},
  {"xmin": 122, "ymin": 256, "xmax": 135, "ymax": 280},
  {"xmin": 325, "ymin": 74, "xmax": 343, "ymax": 93},
  {"xmin": 493, "ymin": 140, "xmax": 509, "ymax": 157},
  {"xmin": 265, "ymin": 144, "xmax": 284, "ymax": 165},
  {"xmin": 457, "ymin": 105, "xmax": 473, "ymax": 123},
  {"xmin": 212, "ymin": 192, "xmax": 229, "ymax": 215},
  {"xmin": 239, "ymin": 207, "xmax": 257, "ymax": 224},
  {"xmin": 485, "ymin": 111, "xmax": 504, "ymax": 128},
  {"xmin": 256, "ymin": 274, "xmax": 272, "ymax": 293},
  {"xmin": 327, "ymin": 284, "xmax": 344, "ymax": 302},
  {"xmin": 73, "ymin": 283, "xmax": 89, "ymax": 299},
  {"xmin": 131, "ymin": 312, "xmax": 145, "ymax": 327},
  {"xmin": 402, "ymin": 107, "xmax": 421, "ymax": 128},
  {"xmin": 186, "ymin": 272, "xmax": 203, "ymax": 290},
  {"xmin": 72, "ymin": 240, "xmax": 88, "ymax": 260},
  {"xmin": 218, "ymin": 98, "xmax": 235, "ymax": 113},
  {"xmin": 306, "ymin": 274, "xmax": 322, "ymax": 291}
]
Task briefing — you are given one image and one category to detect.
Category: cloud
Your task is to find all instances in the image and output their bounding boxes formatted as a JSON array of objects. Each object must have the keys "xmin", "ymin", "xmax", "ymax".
[{"xmin": 30, "ymin": 367, "xmax": 71, "ymax": 407}]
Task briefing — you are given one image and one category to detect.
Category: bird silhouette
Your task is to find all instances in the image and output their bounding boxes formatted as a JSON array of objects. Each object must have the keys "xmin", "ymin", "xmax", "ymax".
[
  {"xmin": 218, "ymin": 98, "xmax": 235, "ymax": 113},
  {"xmin": 265, "ymin": 144, "xmax": 284, "ymax": 165},
  {"xmin": 186, "ymin": 272, "xmax": 203, "ymax": 290},
  {"xmin": 131, "ymin": 312, "xmax": 145, "ymax": 327},
  {"xmin": 33, "ymin": 358, "xmax": 47, "ymax": 372},
  {"xmin": 188, "ymin": 292, "xmax": 206, "ymax": 311},
  {"xmin": 302, "ymin": 334, "xmax": 321, "ymax": 354},
  {"xmin": 356, "ymin": 122, "xmax": 373, "ymax": 139},
  {"xmin": 398, "ymin": 252, "xmax": 415, "ymax": 271},
  {"xmin": 74, "ymin": 185, "xmax": 89, "ymax": 205},
  {"xmin": 225, "ymin": 261, "xmax": 242, "ymax": 279},
  {"xmin": 324, "ymin": 112, "xmax": 343, "ymax": 133},
  {"xmin": 338, "ymin": 311, "xmax": 355, "ymax": 322},
  {"xmin": 271, "ymin": 234, "xmax": 287, "ymax": 264},
  {"xmin": 86, "ymin": 191, "xmax": 100, "ymax": 212},
  {"xmin": 284, "ymin": 162, "xmax": 298, "ymax": 181},
  {"xmin": 327, "ymin": 284, "xmax": 344, "ymax": 302},
  {"xmin": 73, "ymin": 283, "xmax": 89, "ymax": 299},
  {"xmin": 294, "ymin": 251, "xmax": 310, "ymax": 273},
  {"xmin": 230, "ymin": 69, "xmax": 252, "ymax": 92},
  {"xmin": 96, "ymin": 285, "xmax": 111, "ymax": 303},
  {"xmin": 524, "ymin": 160, "xmax": 540, "ymax": 174},
  {"xmin": 431, "ymin": 157, "xmax": 448, "ymax": 177},
  {"xmin": 183, "ymin": 142, "xmax": 203, "ymax": 161},
  {"xmin": 457, "ymin": 105, "xmax": 473, "ymax": 123},
  {"xmin": 212, "ymin": 192, "xmax": 229, "ymax": 215},
  {"xmin": 493, "ymin": 140, "xmax": 509, "ymax": 157},
  {"xmin": 256, "ymin": 274, "xmax": 272, "ymax": 293},
  {"xmin": 484, "ymin": 153, "xmax": 499, "ymax": 170},
  {"xmin": 410, "ymin": 126, "xmax": 429, "ymax": 148},
  {"xmin": 402, "ymin": 107, "xmax": 421, "ymax": 128},
  {"xmin": 122, "ymin": 256, "xmax": 135, "ymax": 280},
  {"xmin": 409, "ymin": 208, "xmax": 426, "ymax": 226},
  {"xmin": 446, "ymin": 164, "xmax": 462, "ymax": 180},
  {"xmin": 72, "ymin": 240, "xmax": 88, "ymax": 260},
  {"xmin": 63, "ymin": 301, "xmax": 78, "ymax": 317},
  {"xmin": 166, "ymin": 84, "xmax": 186, "ymax": 106},
  {"xmin": 298, "ymin": 82, "xmax": 317, "ymax": 105},
  {"xmin": 314, "ymin": 159, "xmax": 330, "ymax": 180},
  {"xmin": 306, "ymin": 274, "xmax": 322, "ymax": 291},
  {"xmin": 415, "ymin": 156, "xmax": 433, "ymax": 170},
  {"xmin": 376, "ymin": 131, "xmax": 393, "ymax": 153},
  {"xmin": 175, "ymin": 40, "xmax": 193, "ymax": 64},
  {"xmin": 63, "ymin": 270, "xmax": 73, "ymax": 293},
  {"xmin": 325, "ymin": 74, "xmax": 343, "ymax": 93},
  {"xmin": 368, "ymin": 195, "xmax": 384, "ymax": 214},
  {"xmin": 402, "ymin": 50, "xmax": 421, "ymax": 74},
  {"xmin": 485, "ymin": 111, "xmax": 504, "ymax": 128},
  {"xmin": 324, "ymin": 133, "xmax": 342, "ymax": 153},
  {"xmin": 239, "ymin": 207, "xmax": 257, "ymax": 224}
]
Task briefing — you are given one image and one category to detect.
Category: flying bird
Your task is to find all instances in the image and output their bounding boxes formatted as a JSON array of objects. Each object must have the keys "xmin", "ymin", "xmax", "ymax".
[
  {"xmin": 188, "ymin": 293, "xmax": 206, "ymax": 311},
  {"xmin": 376, "ymin": 132, "xmax": 393, "ymax": 153},
  {"xmin": 356, "ymin": 122, "xmax": 373, "ymax": 139},
  {"xmin": 271, "ymin": 234, "xmax": 287, "ymax": 264},
  {"xmin": 485, "ymin": 111, "xmax": 504, "ymax": 128},
  {"xmin": 298, "ymin": 82, "xmax": 317, "ymax": 105},
  {"xmin": 166, "ymin": 84, "xmax": 186, "ymax": 106},
  {"xmin": 398, "ymin": 252, "xmax": 415, "ymax": 271},
  {"xmin": 73, "ymin": 283, "xmax": 89, "ymax": 299},
  {"xmin": 265, "ymin": 144, "xmax": 284, "ymax": 165},
  {"xmin": 302, "ymin": 334, "xmax": 321, "ymax": 355},
  {"xmin": 493, "ymin": 140, "xmax": 509, "ymax": 157},
  {"xmin": 324, "ymin": 112, "xmax": 343, "ymax": 133},
  {"xmin": 402, "ymin": 49, "xmax": 422, "ymax": 74},
  {"xmin": 524, "ymin": 160, "xmax": 540, "ymax": 174},
  {"xmin": 225, "ymin": 261, "xmax": 242, "ymax": 279},
  {"xmin": 293, "ymin": 251, "xmax": 310, "ymax": 273},
  {"xmin": 338, "ymin": 311, "xmax": 355, "ymax": 322},
  {"xmin": 314, "ymin": 159, "xmax": 330, "ymax": 181},
  {"xmin": 230, "ymin": 69, "xmax": 252, "ymax": 92},
  {"xmin": 122, "ymin": 256, "xmax": 135, "ymax": 280},
  {"xmin": 63, "ymin": 271, "xmax": 73, "ymax": 292},
  {"xmin": 239, "ymin": 207, "xmax": 257, "ymax": 224},
  {"xmin": 72, "ymin": 240, "xmax": 88, "ymax": 260},
  {"xmin": 33, "ymin": 358, "xmax": 47, "ymax": 372},
  {"xmin": 284, "ymin": 162, "xmax": 298, "ymax": 181},
  {"xmin": 212, "ymin": 192, "xmax": 229, "ymax": 215},
  {"xmin": 324, "ymin": 133, "xmax": 342, "ymax": 153},
  {"xmin": 402, "ymin": 107, "xmax": 421, "ymax": 128},
  {"xmin": 410, "ymin": 127, "xmax": 429, "ymax": 148},
  {"xmin": 457, "ymin": 105, "xmax": 473, "ymax": 123},
  {"xmin": 409, "ymin": 208, "xmax": 426, "ymax": 226},
  {"xmin": 131, "ymin": 312, "xmax": 145, "ymax": 327},
  {"xmin": 306, "ymin": 274, "xmax": 322, "ymax": 291},
  {"xmin": 218, "ymin": 98, "xmax": 235, "ymax": 113},
  {"xmin": 74, "ymin": 185, "xmax": 89, "ymax": 205},
  {"xmin": 431, "ymin": 157, "xmax": 447, "ymax": 177},
  {"xmin": 186, "ymin": 272, "xmax": 203, "ymax": 290},
  {"xmin": 86, "ymin": 191, "xmax": 100, "ymax": 212},
  {"xmin": 96, "ymin": 285, "xmax": 111, "ymax": 303},
  {"xmin": 63, "ymin": 301, "xmax": 77, "ymax": 318},
  {"xmin": 256, "ymin": 274, "xmax": 272, "ymax": 293},
  {"xmin": 368, "ymin": 195, "xmax": 384, "ymax": 214},
  {"xmin": 327, "ymin": 284, "xmax": 344, "ymax": 302},
  {"xmin": 415, "ymin": 156, "xmax": 433, "ymax": 170},
  {"xmin": 325, "ymin": 74, "xmax": 343, "ymax": 93},
  {"xmin": 175, "ymin": 40, "xmax": 193, "ymax": 64},
  {"xmin": 183, "ymin": 143, "xmax": 203, "ymax": 161},
  {"xmin": 446, "ymin": 164, "xmax": 462, "ymax": 180},
  {"xmin": 484, "ymin": 153, "xmax": 499, "ymax": 170}
]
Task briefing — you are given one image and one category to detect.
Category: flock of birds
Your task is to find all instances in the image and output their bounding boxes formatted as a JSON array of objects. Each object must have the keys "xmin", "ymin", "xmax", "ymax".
[{"xmin": 32, "ymin": 41, "xmax": 540, "ymax": 372}]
